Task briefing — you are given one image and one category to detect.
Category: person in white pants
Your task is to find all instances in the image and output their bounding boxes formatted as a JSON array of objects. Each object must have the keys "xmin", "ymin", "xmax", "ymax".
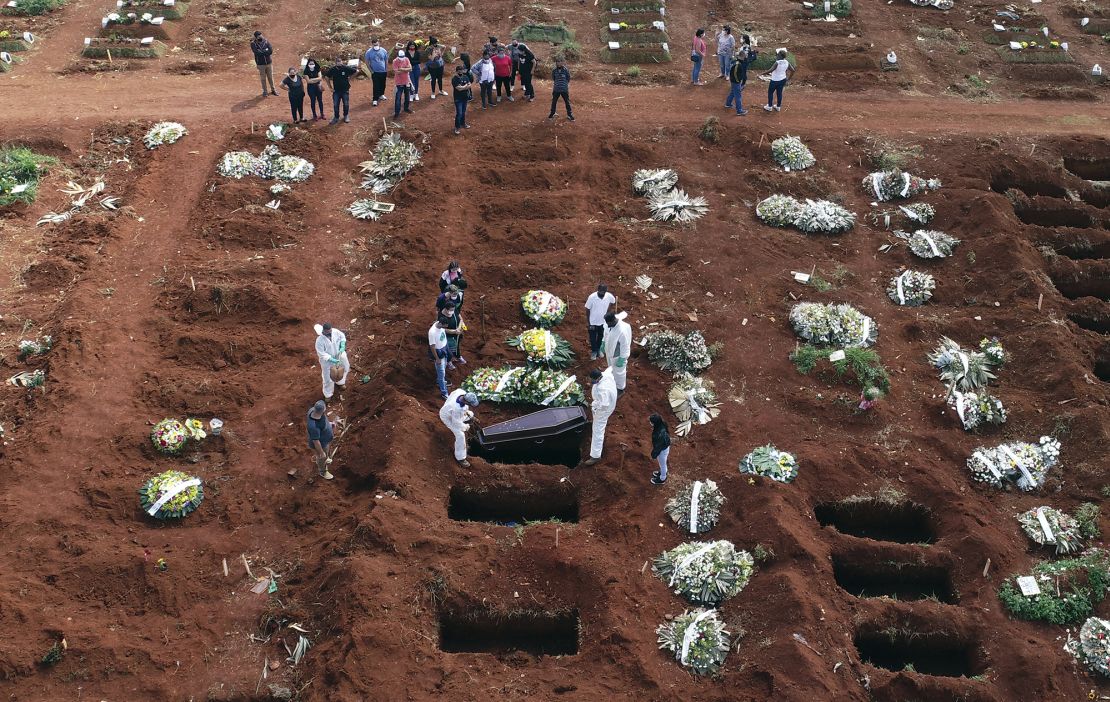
[
  {"xmin": 314, "ymin": 322, "xmax": 350, "ymax": 400},
  {"xmin": 440, "ymin": 390, "xmax": 480, "ymax": 467},
  {"xmin": 602, "ymin": 311, "xmax": 632, "ymax": 396},
  {"xmin": 582, "ymin": 367, "xmax": 617, "ymax": 466}
]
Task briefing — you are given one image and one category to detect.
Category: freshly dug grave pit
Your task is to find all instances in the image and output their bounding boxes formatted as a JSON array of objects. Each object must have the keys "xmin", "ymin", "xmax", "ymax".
[
  {"xmin": 1064, "ymin": 156, "xmax": 1110, "ymax": 182},
  {"xmin": 990, "ymin": 171, "xmax": 1068, "ymax": 198},
  {"xmin": 1049, "ymin": 261, "xmax": 1110, "ymax": 301},
  {"xmin": 1013, "ymin": 201, "xmax": 1095, "ymax": 229},
  {"xmin": 815, "ymin": 499, "xmax": 935, "ymax": 543},
  {"xmin": 1070, "ymin": 311, "xmax": 1110, "ymax": 334},
  {"xmin": 439, "ymin": 608, "xmax": 579, "ymax": 655},
  {"xmin": 1096, "ymin": 345, "xmax": 1110, "ymax": 382},
  {"xmin": 854, "ymin": 629, "xmax": 983, "ymax": 678},
  {"xmin": 447, "ymin": 485, "xmax": 579, "ymax": 524},
  {"xmin": 832, "ymin": 555, "xmax": 957, "ymax": 603}
]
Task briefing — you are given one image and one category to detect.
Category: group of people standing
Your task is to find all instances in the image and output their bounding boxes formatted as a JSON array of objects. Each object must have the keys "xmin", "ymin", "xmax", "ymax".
[{"xmin": 690, "ymin": 25, "xmax": 797, "ymax": 115}]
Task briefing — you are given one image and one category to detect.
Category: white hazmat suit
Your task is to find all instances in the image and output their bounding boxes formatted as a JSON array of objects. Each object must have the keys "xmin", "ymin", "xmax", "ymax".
[
  {"xmin": 315, "ymin": 326, "xmax": 350, "ymax": 399},
  {"xmin": 439, "ymin": 389, "xmax": 473, "ymax": 461},
  {"xmin": 603, "ymin": 314, "xmax": 632, "ymax": 392},
  {"xmin": 589, "ymin": 367, "xmax": 618, "ymax": 460}
]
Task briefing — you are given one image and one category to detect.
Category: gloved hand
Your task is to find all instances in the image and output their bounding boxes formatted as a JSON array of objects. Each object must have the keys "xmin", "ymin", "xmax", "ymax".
[
  {"xmin": 328, "ymin": 357, "xmax": 338, "ymax": 364},
  {"xmin": 615, "ymin": 357, "xmax": 627, "ymax": 368},
  {"xmin": 461, "ymin": 423, "xmax": 471, "ymax": 432},
  {"xmin": 338, "ymin": 340, "xmax": 346, "ymax": 354}
]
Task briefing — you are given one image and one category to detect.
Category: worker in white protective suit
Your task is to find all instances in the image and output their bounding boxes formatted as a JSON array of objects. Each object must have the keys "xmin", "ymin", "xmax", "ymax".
[
  {"xmin": 602, "ymin": 311, "xmax": 632, "ymax": 397},
  {"xmin": 440, "ymin": 390, "xmax": 480, "ymax": 467},
  {"xmin": 582, "ymin": 367, "xmax": 617, "ymax": 467},
  {"xmin": 314, "ymin": 322, "xmax": 350, "ymax": 400}
]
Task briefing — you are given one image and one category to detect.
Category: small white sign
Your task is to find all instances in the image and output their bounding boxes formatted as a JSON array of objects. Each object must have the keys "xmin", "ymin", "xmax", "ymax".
[
  {"xmin": 792, "ymin": 271, "xmax": 810, "ymax": 283},
  {"xmin": 5, "ymin": 2, "xmax": 18, "ymax": 7},
  {"xmin": 151, "ymin": 15, "xmax": 164, "ymax": 23},
  {"xmin": 141, "ymin": 36, "xmax": 154, "ymax": 44},
  {"xmin": 828, "ymin": 350, "xmax": 846, "ymax": 362},
  {"xmin": 164, "ymin": 0, "xmax": 175, "ymax": 5},
  {"xmin": 0, "ymin": 51, "xmax": 11, "ymax": 64},
  {"xmin": 608, "ymin": 41, "xmax": 620, "ymax": 50},
  {"xmin": 609, "ymin": 22, "xmax": 620, "ymax": 30},
  {"xmin": 1016, "ymin": 576, "xmax": 1041, "ymax": 597},
  {"xmin": 84, "ymin": 37, "xmax": 92, "ymax": 45},
  {"xmin": 11, "ymin": 183, "xmax": 29, "ymax": 193},
  {"xmin": 347, "ymin": 58, "xmax": 359, "ymax": 67}
]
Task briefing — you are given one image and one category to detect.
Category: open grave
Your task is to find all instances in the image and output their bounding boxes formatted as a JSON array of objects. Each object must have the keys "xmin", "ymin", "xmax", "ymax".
[
  {"xmin": 438, "ymin": 608, "xmax": 580, "ymax": 655},
  {"xmin": 854, "ymin": 628, "xmax": 983, "ymax": 678},
  {"xmin": 832, "ymin": 555, "xmax": 957, "ymax": 603},
  {"xmin": 448, "ymin": 484, "xmax": 579, "ymax": 524},
  {"xmin": 815, "ymin": 499, "xmax": 936, "ymax": 543}
]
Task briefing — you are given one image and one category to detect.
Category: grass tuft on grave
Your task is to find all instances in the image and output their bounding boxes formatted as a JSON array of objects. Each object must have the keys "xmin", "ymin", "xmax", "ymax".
[
  {"xmin": 994, "ymin": 45, "xmax": 1073, "ymax": 63},
  {"xmin": 397, "ymin": 0, "xmax": 457, "ymax": 7},
  {"xmin": 0, "ymin": 146, "xmax": 56, "ymax": 206},
  {"xmin": 0, "ymin": 0, "xmax": 65, "ymax": 16},
  {"xmin": 513, "ymin": 22, "xmax": 574, "ymax": 43},
  {"xmin": 81, "ymin": 38, "xmax": 167, "ymax": 59}
]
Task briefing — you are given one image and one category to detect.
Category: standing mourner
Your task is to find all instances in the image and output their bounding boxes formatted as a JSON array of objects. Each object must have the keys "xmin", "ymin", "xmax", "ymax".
[
  {"xmin": 582, "ymin": 368, "xmax": 618, "ymax": 466},
  {"xmin": 365, "ymin": 39, "xmax": 389, "ymax": 106},
  {"xmin": 439, "ymin": 390, "xmax": 480, "ymax": 468},
  {"xmin": 473, "ymin": 51, "xmax": 496, "ymax": 109},
  {"xmin": 439, "ymin": 260, "xmax": 466, "ymax": 291},
  {"xmin": 603, "ymin": 311, "xmax": 632, "ymax": 396},
  {"xmin": 303, "ymin": 57, "xmax": 325, "ymax": 120},
  {"xmin": 437, "ymin": 284, "xmax": 465, "ymax": 314},
  {"xmin": 509, "ymin": 39, "xmax": 522, "ymax": 92},
  {"xmin": 584, "ymin": 284, "xmax": 616, "ymax": 360},
  {"xmin": 451, "ymin": 64, "xmax": 473, "ymax": 134},
  {"xmin": 715, "ymin": 25, "xmax": 735, "ymax": 79},
  {"xmin": 427, "ymin": 43, "xmax": 447, "ymax": 99},
  {"xmin": 516, "ymin": 42, "xmax": 536, "ymax": 101},
  {"xmin": 438, "ymin": 306, "xmax": 465, "ymax": 369},
  {"xmin": 280, "ymin": 67, "xmax": 306, "ymax": 123},
  {"xmin": 492, "ymin": 46, "xmax": 513, "ymax": 102},
  {"xmin": 306, "ymin": 400, "xmax": 335, "ymax": 480},
  {"xmin": 325, "ymin": 56, "xmax": 357, "ymax": 124},
  {"xmin": 548, "ymin": 58, "xmax": 573, "ymax": 121},
  {"xmin": 251, "ymin": 31, "xmax": 276, "ymax": 97},
  {"xmin": 406, "ymin": 40, "xmax": 423, "ymax": 101},
  {"xmin": 725, "ymin": 44, "xmax": 756, "ymax": 115},
  {"xmin": 691, "ymin": 28, "xmax": 707, "ymax": 85},
  {"xmin": 762, "ymin": 48, "xmax": 795, "ymax": 112},
  {"xmin": 649, "ymin": 413, "xmax": 671, "ymax": 485},
  {"xmin": 482, "ymin": 35, "xmax": 500, "ymax": 58},
  {"xmin": 315, "ymin": 323, "xmax": 350, "ymax": 400},
  {"xmin": 428, "ymin": 316, "xmax": 450, "ymax": 398},
  {"xmin": 393, "ymin": 50, "xmax": 414, "ymax": 118}
]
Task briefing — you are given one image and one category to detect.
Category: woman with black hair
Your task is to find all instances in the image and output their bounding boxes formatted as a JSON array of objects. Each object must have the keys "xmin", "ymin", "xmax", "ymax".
[
  {"xmin": 649, "ymin": 414, "xmax": 671, "ymax": 485},
  {"xmin": 406, "ymin": 40, "xmax": 423, "ymax": 101},
  {"xmin": 427, "ymin": 39, "xmax": 447, "ymax": 98},
  {"xmin": 303, "ymin": 57, "xmax": 324, "ymax": 120}
]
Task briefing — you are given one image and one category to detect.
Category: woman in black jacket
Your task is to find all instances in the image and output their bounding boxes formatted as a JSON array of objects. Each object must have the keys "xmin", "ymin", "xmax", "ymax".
[{"xmin": 649, "ymin": 413, "xmax": 671, "ymax": 485}]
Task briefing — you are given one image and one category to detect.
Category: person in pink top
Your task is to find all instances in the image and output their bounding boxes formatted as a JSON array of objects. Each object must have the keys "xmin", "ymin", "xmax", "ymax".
[
  {"xmin": 491, "ymin": 46, "xmax": 514, "ymax": 103},
  {"xmin": 392, "ymin": 49, "xmax": 413, "ymax": 118},
  {"xmin": 691, "ymin": 28, "xmax": 707, "ymax": 85}
]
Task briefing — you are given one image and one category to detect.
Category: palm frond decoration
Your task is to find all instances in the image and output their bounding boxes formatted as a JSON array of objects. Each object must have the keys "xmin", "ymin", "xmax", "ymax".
[
  {"xmin": 632, "ymin": 168, "xmax": 679, "ymax": 196},
  {"xmin": 648, "ymin": 188, "xmax": 709, "ymax": 223}
]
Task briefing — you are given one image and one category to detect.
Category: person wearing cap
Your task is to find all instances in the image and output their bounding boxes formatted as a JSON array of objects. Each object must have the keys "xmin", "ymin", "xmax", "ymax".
[
  {"xmin": 428, "ymin": 316, "xmax": 450, "ymax": 398},
  {"xmin": 602, "ymin": 311, "xmax": 632, "ymax": 396},
  {"xmin": 439, "ymin": 389, "xmax": 480, "ymax": 467},
  {"xmin": 392, "ymin": 48, "xmax": 414, "ymax": 118},
  {"xmin": 250, "ymin": 31, "xmax": 276, "ymax": 97},
  {"xmin": 314, "ymin": 323, "xmax": 350, "ymax": 400},
  {"xmin": 582, "ymin": 367, "xmax": 617, "ymax": 467},
  {"xmin": 715, "ymin": 25, "xmax": 736, "ymax": 79},
  {"xmin": 584, "ymin": 284, "xmax": 616, "ymax": 360},
  {"xmin": 307, "ymin": 399, "xmax": 335, "ymax": 480}
]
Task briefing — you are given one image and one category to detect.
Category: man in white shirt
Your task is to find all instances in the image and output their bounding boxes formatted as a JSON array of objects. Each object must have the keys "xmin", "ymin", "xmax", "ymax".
[
  {"xmin": 428, "ymin": 316, "xmax": 450, "ymax": 398},
  {"xmin": 582, "ymin": 368, "xmax": 617, "ymax": 466},
  {"xmin": 584, "ymin": 284, "xmax": 616, "ymax": 360},
  {"xmin": 314, "ymin": 322, "xmax": 350, "ymax": 400},
  {"xmin": 602, "ymin": 311, "xmax": 632, "ymax": 396},
  {"xmin": 439, "ymin": 390, "xmax": 480, "ymax": 467}
]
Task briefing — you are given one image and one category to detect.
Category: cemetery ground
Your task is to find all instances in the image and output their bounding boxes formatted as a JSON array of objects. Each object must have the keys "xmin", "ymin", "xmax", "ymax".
[{"xmin": 0, "ymin": 0, "xmax": 1109, "ymax": 699}]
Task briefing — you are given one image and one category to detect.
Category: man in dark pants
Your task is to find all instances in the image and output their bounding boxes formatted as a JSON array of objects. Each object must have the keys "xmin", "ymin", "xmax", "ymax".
[
  {"xmin": 451, "ymin": 65, "xmax": 472, "ymax": 135},
  {"xmin": 250, "ymin": 31, "xmax": 276, "ymax": 97},
  {"xmin": 325, "ymin": 56, "xmax": 357, "ymax": 124},
  {"xmin": 726, "ymin": 44, "xmax": 757, "ymax": 115},
  {"xmin": 548, "ymin": 57, "xmax": 573, "ymax": 121},
  {"xmin": 306, "ymin": 399, "xmax": 335, "ymax": 480},
  {"xmin": 364, "ymin": 38, "xmax": 389, "ymax": 106},
  {"xmin": 509, "ymin": 39, "xmax": 521, "ymax": 92},
  {"xmin": 516, "ymin": 42, "xmax": 536, "ymax": 101}
]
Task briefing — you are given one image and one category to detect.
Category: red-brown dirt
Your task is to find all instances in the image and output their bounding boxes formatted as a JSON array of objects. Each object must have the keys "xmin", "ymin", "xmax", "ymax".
[{"xmin": 1, "ymin": 0, "xmax": 1109, "ymax": 698}]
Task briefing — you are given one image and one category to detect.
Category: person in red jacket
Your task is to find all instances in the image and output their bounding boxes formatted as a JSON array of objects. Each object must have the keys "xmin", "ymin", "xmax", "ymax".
[{"xmin": 491, "ymin": 46, "xmax": 514, "ymax": 103}]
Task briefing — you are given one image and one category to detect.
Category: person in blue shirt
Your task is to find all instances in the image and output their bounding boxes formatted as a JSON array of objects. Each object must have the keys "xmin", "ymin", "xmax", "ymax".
[
  {"xmin": 306, "ymin": 399, "xmax": 335, "ymax": 480},
  {"xmin": 364, "ymin": 38, "xmax": 389, "ymax": 106}
]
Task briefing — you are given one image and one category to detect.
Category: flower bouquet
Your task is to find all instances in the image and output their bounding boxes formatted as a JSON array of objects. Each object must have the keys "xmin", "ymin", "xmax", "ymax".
[
  {"xmin": 794, "ymin": 199, "xmax": 855, "ymax": 235},
  {"xmin": 980, "ymin": 337, "xmax": 1007, "ymax": 367},
  {"xmin": 896, "ymin": 229, "xmax": 960, "ymax": 259},
  {"xmin": 887, "ymin": 270, "xmax": 935, "ymax": 306},
  {"xmin": 18, "ymin": 335, "xmax": 52, "ymax": 359},
  {"xmin": 521, "ymin": 290, "xmax": 567, "ymax": 327},
  {"xmin": 138, "ymin": 469, "xmax": 203, "ymax": 520},
  {"xmin": 632, "ymin": 168, "xmax": 679, "ymax": 196},
  {"xmin": 771, "ymin": 135, "xmax": 815, "ymax": 171},
  {"xmin": 648, "ymin": 188, "xmax": 709, "ymax": 223},
  {"xmin": 506, "ymin": 328, "xmax": 575, "ymax": 369},
  {"xmin": 653, "ymin": 540, "xmax": 755, "ymax": 606},
  {"xmin": 667, "ymin": 375, "xmax": 720, "ymax": 436},
  {"xmin": 143, "ymin": 121, "xmax": 186, "ymax": 149},
  {"xmin": 928, "ymin": 337, "xmax": 996, "ymax": 391},
  {"xmin": 644, "ymin": 330, "xmax": 714, "ymax": 375},
  {"xmin": 740, "ymin": 444, "xmax": 799, "ymax": 483},
  {"xmin": 150, "ymin": 417, "xmax": 206, "ymax": 455},
  {"xmin": 1067, "ymin": 617, "xmax": 1110, "ymax": 677},
  {"xmin": 656, "ymin": 609, "xmax": 730, "ymax": 676},
  {"xmin": 461, "ymin": 367, "xmax": 584, "ymax": 406},
  {"xmin": 949, "ymin": 390, "xmax": 1006, "ymax": 431},
  {"xmin": 217, "ymin": 151, "xmax": 262, "ymax": 179},
  {"xmin": 755, "ymin": 194, "xmax": 802, "ymax": 228},
  {"xmin": 898, "ymin": 202, "xmax": 935, "ymax": 225},
  {"xmin": 665, "ymin": 479, "xmax": 724, "ymax": 534},
  {"xmin": 966, "ymin": 435, "xmax": 1060, "ymax": 491},
  {"xmin": 1018, "ymin": 506, "xmax": 1083, "ymax": 554},
  {"xmin": 789, "ymin": 302, "xmax": 877, "ymax": 348},
  {"xmin": 460, "ymin": 366, "xmax": 526, "ymax": 403},
  {"xmin": 360, "ymin": 133, "xmax": 421, "ymax": 193},
  {"xmin": 264, "ymin": 145, "xmax": 314, "ymax": 182},
  {"xmin": 863, "ymin": 169, "xmax": 941, "ymax": 201},
  {"xmin": 266, "ymin": 123, "xmax": 288, "ymax": 142}
]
